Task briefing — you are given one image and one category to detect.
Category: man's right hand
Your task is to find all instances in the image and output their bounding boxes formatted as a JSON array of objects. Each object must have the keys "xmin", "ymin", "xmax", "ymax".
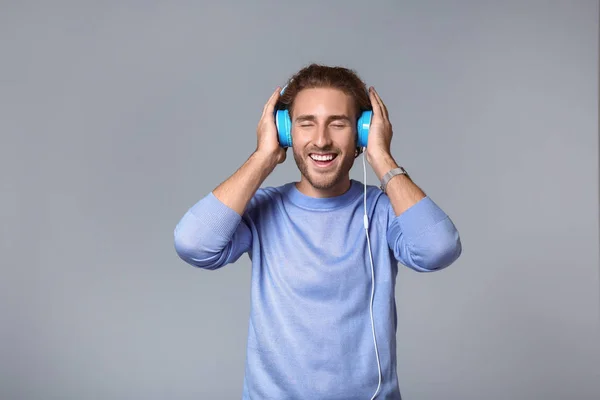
[{"xmin": 256, "ymin": 87, "xmax": 287, "ymax": 165}]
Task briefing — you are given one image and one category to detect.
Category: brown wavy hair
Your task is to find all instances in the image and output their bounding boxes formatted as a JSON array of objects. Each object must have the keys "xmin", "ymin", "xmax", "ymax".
[{"xmin": 277, "ymin": 64, "xmax": 372, "ymax": 155}]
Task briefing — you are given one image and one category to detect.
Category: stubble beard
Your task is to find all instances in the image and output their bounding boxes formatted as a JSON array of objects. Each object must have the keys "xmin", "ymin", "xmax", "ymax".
[{"xmin": 292, "ymin": 147, "xmax": 355, "ymax": 191}]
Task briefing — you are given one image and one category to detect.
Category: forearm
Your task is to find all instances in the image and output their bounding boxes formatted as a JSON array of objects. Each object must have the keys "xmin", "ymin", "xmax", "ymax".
[
  {"xmin": 369, "ymin": 152, "xmax": 426, "ymax": 216},
  {"xmin": 213, "ymin": 150, "xmax": 278, "ymax": 215},
  {"xmin": 380, "ymin": 159, "xmax": 462, "ymax": 271},
  {"xmin": 175, "ymin": 155, "xmax": 267, "ymax": 267}
]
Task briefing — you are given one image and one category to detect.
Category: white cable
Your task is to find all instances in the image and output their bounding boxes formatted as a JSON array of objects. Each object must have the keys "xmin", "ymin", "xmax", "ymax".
[{"xmin": 363, "ymin": 150, "xmax": 382, "ymax": 400}]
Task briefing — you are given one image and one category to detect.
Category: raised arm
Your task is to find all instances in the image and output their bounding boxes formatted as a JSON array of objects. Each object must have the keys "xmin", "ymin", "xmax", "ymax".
[
  {"xmin": 173, "ymin": 87, "xmax": 286, "ymax": 269},
  {"xmin": 212, "ymin": 87, "xmax": 287, "ymax": 215},
  {"xmin": 367, "ymin": 87, "xmax": 462, "ymax": 272}
]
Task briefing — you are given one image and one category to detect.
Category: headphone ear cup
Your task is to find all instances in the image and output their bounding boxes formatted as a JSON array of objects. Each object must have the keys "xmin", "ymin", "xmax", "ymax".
[
  {"xmin": 357, "ymin": 110, "xmax": 372, "ymax": 148},
  {"xmin": 275, "ymin": 109, "xmax": 292, "ymax": 147}
]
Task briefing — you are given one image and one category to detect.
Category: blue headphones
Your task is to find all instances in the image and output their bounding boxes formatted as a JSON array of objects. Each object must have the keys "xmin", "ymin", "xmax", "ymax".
[{"xmin": 274, "ymin": 85, "xmax": 372, "ymax": 148}]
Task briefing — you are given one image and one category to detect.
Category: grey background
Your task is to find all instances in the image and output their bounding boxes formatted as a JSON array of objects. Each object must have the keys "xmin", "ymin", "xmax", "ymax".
[{"xmin": 1, "ymin": 1, "xmax": 599, "ymax": 399}]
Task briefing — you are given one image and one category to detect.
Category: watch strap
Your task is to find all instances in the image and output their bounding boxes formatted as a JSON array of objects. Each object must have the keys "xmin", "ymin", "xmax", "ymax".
[{"xmin": 380, "ymin": 167, "xmax": 408, "ymax": 193}]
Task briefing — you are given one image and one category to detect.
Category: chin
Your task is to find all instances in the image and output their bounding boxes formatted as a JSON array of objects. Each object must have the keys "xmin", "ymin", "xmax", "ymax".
[
  {"xmin": 293, "ymin": 151, "xmax": 354, "ymax": 192},
  {"xmin": 306, "ymin": 174, "xmax": 343, "ymax": 190}
]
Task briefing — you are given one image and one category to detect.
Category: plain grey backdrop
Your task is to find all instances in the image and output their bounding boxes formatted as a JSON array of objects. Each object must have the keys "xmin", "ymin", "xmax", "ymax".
[{"xmin": 2, "ymin": 1, "xmax": 599, "ymax": 399}]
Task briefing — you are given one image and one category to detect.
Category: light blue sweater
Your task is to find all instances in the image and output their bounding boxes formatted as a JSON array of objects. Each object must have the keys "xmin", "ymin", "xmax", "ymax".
[{"xmin": 174, "ymin": 179, "xmax": 461, "ymax": 399}]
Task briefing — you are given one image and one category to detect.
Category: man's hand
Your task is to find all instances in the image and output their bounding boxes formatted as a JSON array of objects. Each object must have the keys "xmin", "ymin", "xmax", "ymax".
[
  {"xmin": 365, "ymin": 87, "xmax": 398, "ymax": 180},
  {"xmin": 256, "ymin": 86, "xmax": 287, "ymax": 165},
  {"xmin": 365, "ymin": 86, "xmax": 393, "ymax": 167},
  {"xmin": 365, "ymin": 86, "xmax": 426, "ymax": 215}
]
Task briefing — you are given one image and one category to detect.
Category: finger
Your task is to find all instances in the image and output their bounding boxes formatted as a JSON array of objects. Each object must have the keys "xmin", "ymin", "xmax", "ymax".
[
  {"xmin": 261, "ymin": 87, "xmax": 280, "ymax": 117},
  {"xmin": 261, "ymin": 86, "xmax": 281, "ymax": 118},
  {"xmin": 368, "ymin": 87, "xmax": 384, "ymax": 120},
  {"xmin": 371, "ymin": 87, "xmax": 389, "ymax": 120}
]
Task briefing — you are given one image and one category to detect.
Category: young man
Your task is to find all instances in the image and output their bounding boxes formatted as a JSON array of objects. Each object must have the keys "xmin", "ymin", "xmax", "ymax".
[{"xmin": 174, "ymin": 64, "xmax": 462, "ymax": 399}]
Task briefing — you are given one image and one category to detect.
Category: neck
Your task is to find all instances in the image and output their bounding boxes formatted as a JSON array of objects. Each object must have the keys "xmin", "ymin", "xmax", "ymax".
[{"xmin": 295, "ymin": 175, "xmax": 352, "ymax": 198}]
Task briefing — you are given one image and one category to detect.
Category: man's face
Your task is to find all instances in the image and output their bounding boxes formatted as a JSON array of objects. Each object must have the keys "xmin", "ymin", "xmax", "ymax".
[{"xmin": 290, "ymin": 87, "xmax": 357, "ymax": 197}]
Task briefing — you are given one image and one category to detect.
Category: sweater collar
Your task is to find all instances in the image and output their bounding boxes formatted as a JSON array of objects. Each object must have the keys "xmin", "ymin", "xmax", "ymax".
[{"xmin": 283, "ymin": 179, "xmax": 363, "ymax": 210}]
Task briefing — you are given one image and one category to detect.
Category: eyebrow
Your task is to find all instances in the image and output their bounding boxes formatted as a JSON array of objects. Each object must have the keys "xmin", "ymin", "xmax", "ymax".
[{"xmin": 294, "ymin": 114, "xmax": 352, "ymax": 123}]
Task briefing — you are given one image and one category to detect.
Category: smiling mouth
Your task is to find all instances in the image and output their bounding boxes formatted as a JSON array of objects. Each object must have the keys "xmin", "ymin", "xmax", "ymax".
[{"xmin": 309, "ymin": 153, "xmax": 338, "ymax": 168}]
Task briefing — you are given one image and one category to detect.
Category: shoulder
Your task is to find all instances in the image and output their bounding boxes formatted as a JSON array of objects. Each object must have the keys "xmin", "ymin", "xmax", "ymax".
[
  {"xmin": 244, "ymin": 182, "xmax": 293, "ymax": 217},
  {"xmin": 358, "ymin": 180, "xmax": 391, "ymax": 212},
  {"xmin": 349, "ymin": 179, "xmax": 393, "ymax": 221},
  {"xmin": 350, "ymin": 180, "xmax": 396, "ymax": 231}
]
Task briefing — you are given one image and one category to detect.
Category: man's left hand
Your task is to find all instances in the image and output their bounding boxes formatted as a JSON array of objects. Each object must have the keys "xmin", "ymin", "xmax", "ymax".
[{"xmin": 365, "ymin": 86, "xmax": 397, "ymax": 177}]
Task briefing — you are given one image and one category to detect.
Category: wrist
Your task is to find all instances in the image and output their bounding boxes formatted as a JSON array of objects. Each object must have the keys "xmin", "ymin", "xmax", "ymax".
[
  {"xmin": 251, "ymin": 150, "xmax": 279, "ymax": 173},
  {"xmin": 368, "ymin": 152, "xmax": 399, "ymax": 180}
]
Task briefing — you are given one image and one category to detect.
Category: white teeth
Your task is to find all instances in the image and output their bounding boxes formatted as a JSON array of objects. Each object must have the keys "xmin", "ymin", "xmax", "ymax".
[{"xmin": 310, "ymin": 154, "xmax": 334, "ymax": 161}]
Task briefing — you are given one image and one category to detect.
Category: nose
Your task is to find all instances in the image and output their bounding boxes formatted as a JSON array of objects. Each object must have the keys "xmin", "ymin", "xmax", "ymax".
[{"xmin": 314, "ymin": 124, "xmax": 333, "ymax": 148}]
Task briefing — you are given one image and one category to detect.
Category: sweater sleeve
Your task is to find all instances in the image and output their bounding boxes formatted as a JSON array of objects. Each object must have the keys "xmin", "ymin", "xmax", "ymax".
[
  {"xmin": 173, "ymin": 192, "xmax": 252, "ymax": 270},
  {"xmin": 386, "ymin": 196, "xmax": 462, "ymax": 272}
]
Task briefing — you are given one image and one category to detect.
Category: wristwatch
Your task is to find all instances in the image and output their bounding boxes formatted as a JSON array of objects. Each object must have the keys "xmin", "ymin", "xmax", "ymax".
[{"xmin": 380, "ymin": 167, "xmax": 409, "ymax": 194}]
